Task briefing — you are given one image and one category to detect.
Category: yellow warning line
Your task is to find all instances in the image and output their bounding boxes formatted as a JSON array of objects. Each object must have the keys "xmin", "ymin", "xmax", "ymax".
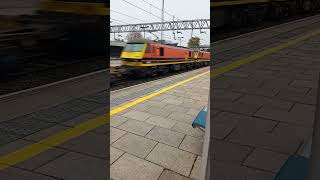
[
  {"xmin": 0, "ymin": 28, "xmax": 319, "ymax": 170},
  {"xmin": 0, "ymin": 70, "xmax": 209, "ymax": 170},
  {"xmin": 211, "ymin": 29, "xmax": 320, "ymax": 78},
  {"xmin": 111, "ymin": 71, "xmax": 210, "ymax": 116}
]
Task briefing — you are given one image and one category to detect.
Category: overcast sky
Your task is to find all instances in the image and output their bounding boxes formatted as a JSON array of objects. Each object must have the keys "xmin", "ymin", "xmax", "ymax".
[{"xmin": 110, "ymin": 0, "xmax": 210, "ymax": 47}]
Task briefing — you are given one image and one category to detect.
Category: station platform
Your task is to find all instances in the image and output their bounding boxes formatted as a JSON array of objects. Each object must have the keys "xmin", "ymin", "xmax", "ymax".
[
  {"xmin": 0, "ymin": 70, "xmax": 108, "ymax": 179},
  {"xmin": 210, "ymin": 14, "xmax": 320, "ymax": 179},
  {"xmin": 110, "ymin": 68, "xmax": 209, "ymax": 180}
]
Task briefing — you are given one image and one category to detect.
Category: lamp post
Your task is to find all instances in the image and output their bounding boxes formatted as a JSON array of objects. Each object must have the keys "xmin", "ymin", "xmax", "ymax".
[{"xmin": 161, "ymin": 0, "xmax": 165, "ymax": 42}]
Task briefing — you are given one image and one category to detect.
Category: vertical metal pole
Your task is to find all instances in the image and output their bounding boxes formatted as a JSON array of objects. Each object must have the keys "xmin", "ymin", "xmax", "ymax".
[
  {"xmin": 172, "ymin": 16, "xmax": 175, "ymax": 40},
  {"xmin": 308, "ymin": 72, "xmax": 320, "ymax": 180},
  {"xmin": 191, "ymin": 28, "xmax": 193, "ymax": 38},
  {"xmin": 161, "ymin": 0, "xmax": 165, "ymax": 43}
]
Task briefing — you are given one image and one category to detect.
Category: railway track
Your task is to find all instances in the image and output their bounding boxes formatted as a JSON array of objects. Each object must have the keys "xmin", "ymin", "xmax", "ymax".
[
  {"xmin": 213, "ymin": 11, "xmax": 320, "ymax": 41},
  {"xmin": 0, "ymin": 56, "xmax": 107, "ymax": 95}
]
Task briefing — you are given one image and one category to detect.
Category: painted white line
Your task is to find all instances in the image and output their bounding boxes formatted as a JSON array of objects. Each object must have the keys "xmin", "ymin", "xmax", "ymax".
[{"xmin": 0, "ymin": 69, "xmax": 107, "ymax": 101}]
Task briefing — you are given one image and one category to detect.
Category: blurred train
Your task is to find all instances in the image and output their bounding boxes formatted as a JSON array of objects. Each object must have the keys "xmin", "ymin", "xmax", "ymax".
[
  {"xmin": 211, "ymin": 0, "xmax": 320, "ymax": 27},
  {"xmin": 120, "ymin": 40, "xmax": 210, "ymax": 77},
  {"xmin": 34, "ymin": 0, "xmax": 108, "ymax": 57},
  {"xmin": 0, "ymin": 0, "xmax": 108, "ymax": 58}
]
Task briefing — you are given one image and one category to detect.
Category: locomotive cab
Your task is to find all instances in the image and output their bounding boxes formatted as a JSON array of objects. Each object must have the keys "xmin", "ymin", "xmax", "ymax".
[{"xmin": 120, "ymin": 42, "xmax": 147, "ymax": 60}]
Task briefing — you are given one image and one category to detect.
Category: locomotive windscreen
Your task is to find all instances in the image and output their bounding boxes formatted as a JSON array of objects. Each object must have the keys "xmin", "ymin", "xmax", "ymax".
[{"xmin": 123, "ymin": 43, "xmax": 145, "ymax": 52}]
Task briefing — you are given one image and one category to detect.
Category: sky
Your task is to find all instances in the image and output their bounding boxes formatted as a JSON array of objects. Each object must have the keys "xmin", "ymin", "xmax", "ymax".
[{"xmin": 110, "ymin": 0, "xmax": 210, "ymax": 47}]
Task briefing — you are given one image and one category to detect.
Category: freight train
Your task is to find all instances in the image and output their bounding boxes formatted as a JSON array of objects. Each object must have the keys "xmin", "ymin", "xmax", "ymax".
[
  {"xmin": 211, "ymin": 0, "xmax": 320, "ymax": 27},
  {"xmin": 35, "ymin": 0, "xmax": 108, "ymax": 57},
  {"xmin": 120, "ymin": 40, "xmax": 210, "ymax": 77},
  {"xmin": 0, "ymin": 0, "xmax": 108, "ymax": 76}
]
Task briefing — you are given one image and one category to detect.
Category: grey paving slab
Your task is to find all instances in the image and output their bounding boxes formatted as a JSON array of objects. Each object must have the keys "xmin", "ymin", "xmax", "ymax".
[
  {"xmin": 110, "ymin": 147, "xmax": 124, "ymax": 165},
  {"xmin": 121, "ymin": 110, "xmax": 151, "ymax": 121},
  {"xmin": 243, "ymin": 149, "xmax": 289, "ymax": 173},
  {"xmin": 212, "ymin": 123, "xmax": 235, "ymax": 140},
  {"xmin": 128, "ymin": 103, "xmax": 152, "ymax": 111},
  {"xmin": 212, "ymin": 89, "xmax": 243, "ymax": 102},
  {"xmin": 117, "ymin": 119, "xmax": 154, "ymax": 136},
  {"xmin": 23, "ymin": 124, "xmax": 69, "ymax": 142},
  {"xmin": 232, "ymin": 87, "xmax": 279, "ymax": 97},
  {"xmin": 15, "ymin": 147, "xmax": 67, "ymax": 170},
  {"xmin": 111, "ymin": 153, "xmax": 163, "ymax": 180},
  {"xmin": 190, "ymin": 156, "xmax": 202, "ymax": 180},
  {"xmin": 112, "ymin": 133, "xmax": 157, "ymax": 158},
  {"xmin": 158, "ymin": 170, "xmax": 193, "ymax": 180},
  {"xmin": 161, "ymin": 98, "xmax": 184, "ymax": 105},
  {"xmin": 234, "ymin": 95, "xmax": 294, "ymax": 111},
  {"xmin": 0, "ymin": 139, "xmax": 31, "ymax": 156},
  {"xmin": 212, "ymin": 140, "xmax": 252, "ymax": 163},
  {"xmin": 227, "ymin": 130, "xmax": 302, "ymax": 154},
  {"xmin": 142, "ymin": 100, "xmax": 169, "ymax": 108},
  {"xmin": 59, "ymin": 132, "xmax": 107, "ymax": 159},
  {"xmin": 144, "ymin": 106, "xmax": 173, "ymax": 117},
  {"xmin": 82, "ymin": 91, "xmax": 107, "ymax": 105},
  {"xmin": 213, "ymin": 112, "xmax": 277, "ymax": 134},
  {"xmin": 145, "ymin": 126, "xmax": 185, "ymax": 147},
  {"xmin": 59, "ymin": 113, "xmax": 100, "ymax": 127},
  {"xmin": 213, "ymin": 100, "xmax": 261, "ymax": 116},
  {"xmin": 254, "ymin": 103, "xmax": 315, "ymax": 127},
  {"xmin": 110, "ymin": 115, "xmax": 129, "ymax": 127},
  {"xmin": 146, "ymin": 115, "xmax": 177, "ymax": 129},
  {"xmin": 213, "ymin": 161, "xmax": 275, "ymax": 180},
  {"xmin": 161, "ymin": 104, "xmax": 192, "ymax": 114},
  {"xmin": 168, "ymin": 111, "xmax": 195, "ymax": 124},
  {"xmin": 0, "ymin": 114, "xmax": 56, "ymax": 138},
  {"xmin": 0, "ymin": 130, "xmax": 22, "ymax": 146},
  {"xmin": 35, "ymin": 152, "xmax": 107, "ymax": 180},
  {"xmin": 179, "ymin": 135, "xmax": 203, "ymax": 156},
  {"xmin": 110, "ymin": 127, "xmax": 127, "ymax": 144},
  {"xmin": 272, "ymin": 122, "xmax": 312, "ymax": 139},
  {"xmin": 89, "ymin": 107, "xmax": 107, "ymax": 115},
  {"xmin": 0, "ymin": 167, "xmax": 59, "ymax": 180},
  {"xmin": 171, "ymin": 122, "xmax": 204, "ymax": 138},
  {"xmin": 91, "ymin": 124, "xmax": 108, "ymax": 135},
  {"xmin": 33, "ymin": 106, "xmax": 84, "ymax": 123},
  {"xmin": 146, "ymin": 143, "xmax": 196, "ymax": 177}
]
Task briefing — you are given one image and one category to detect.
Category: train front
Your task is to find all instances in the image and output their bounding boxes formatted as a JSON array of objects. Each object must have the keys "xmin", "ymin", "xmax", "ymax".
[{"xmin": 120, "ymin": 41, "xmax": 147, "ymax": 66}]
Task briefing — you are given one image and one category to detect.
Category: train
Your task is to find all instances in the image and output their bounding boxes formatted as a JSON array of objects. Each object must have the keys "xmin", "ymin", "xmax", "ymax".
[
  {"xmin": 211, "ymin": 0, "xmax": 320, "ymax": 27},
  {"xmin": 120, "ymin": 40, "xmax": 210, "ymax": 77},
  {"xmin": 0, "ymin": 0, "xmax": 108, "ymax": 75},
  {"xmin": 35, "ymin": 0, "xmax": 108, "ymax": 57},
  {"xmin": 1, "ymin": 0, "xmax": 108, "ymax": 58}
]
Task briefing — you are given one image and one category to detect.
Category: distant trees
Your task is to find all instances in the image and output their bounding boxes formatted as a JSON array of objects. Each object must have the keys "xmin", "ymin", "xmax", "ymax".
[
  {"xmin": 187, "ymin": 37, "xmax": 200, "ymax": 48},
  {"xmin": 126, "ymin": 32, "xmax": 143, "ymax": 41}
]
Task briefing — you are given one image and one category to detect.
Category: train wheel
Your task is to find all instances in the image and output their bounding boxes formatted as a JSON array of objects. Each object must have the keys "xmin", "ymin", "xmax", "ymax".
[{"xmin": 158, "ymin": 66, "xmax": 169, "ymax": 75}]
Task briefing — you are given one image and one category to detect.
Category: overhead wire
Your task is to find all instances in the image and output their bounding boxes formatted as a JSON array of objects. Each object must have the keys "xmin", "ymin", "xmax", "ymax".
[
  {"xmin": 138, "ymin": 0, "xmax": 209, "ymax": 44},
  {"xmin": 114, "ymin": 0, "xmax": 202, "ymax": 44}
]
